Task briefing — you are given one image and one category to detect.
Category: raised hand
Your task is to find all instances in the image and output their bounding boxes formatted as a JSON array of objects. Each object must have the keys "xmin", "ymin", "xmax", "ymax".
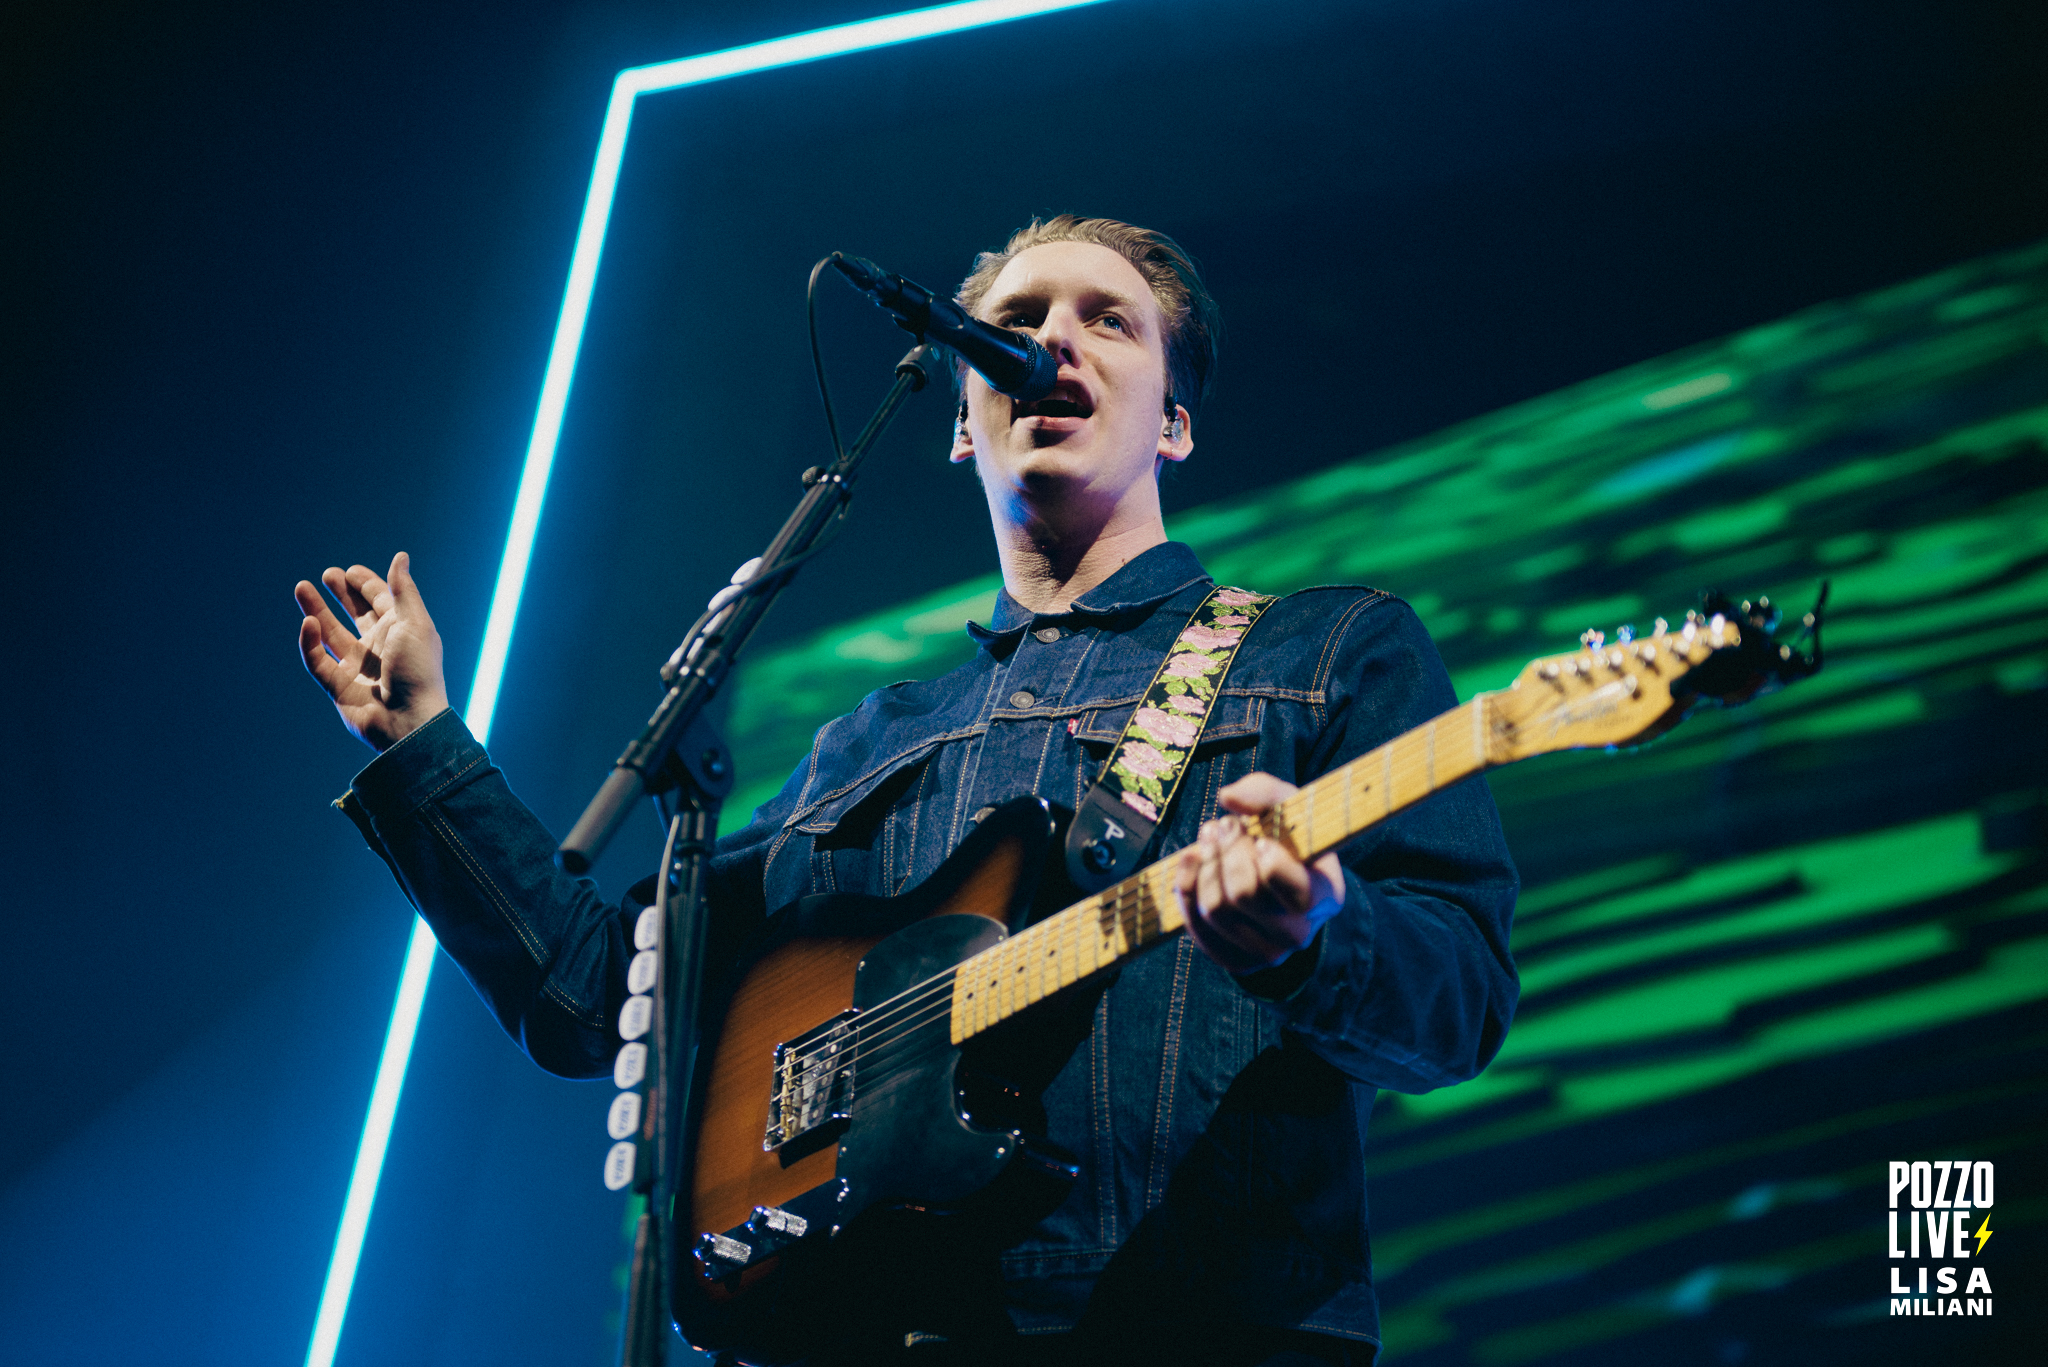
[
  {"xmin": 295, "ymin": 551, "xmax": 451, "ymax": 752},
  {"xmin": 1175, "ymin": 772, "xmax": 1346, "ymax": 974}
]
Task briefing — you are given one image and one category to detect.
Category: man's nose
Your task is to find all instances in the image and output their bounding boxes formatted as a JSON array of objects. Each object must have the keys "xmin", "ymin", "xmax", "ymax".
[{"xmin": 1032, "ymin": 307, "xmax": 1085, "ymax": 368}]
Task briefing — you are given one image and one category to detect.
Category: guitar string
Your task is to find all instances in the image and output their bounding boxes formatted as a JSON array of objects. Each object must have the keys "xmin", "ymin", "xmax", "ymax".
[
  {"xmin": 769, "ymin": 724, "xmax": 1479, "ymax": 1082},
  {"xmin": 771, "ymin": 853, "xmax": 1167, "ymax": 1073},
  {"xmin": 775, "ymin": 866, "xmax": 1179, "ymax": 1085},
  {"xmin": 777, "ymin": 870, "xmax": 1167, "ymax": 1082},
  {"xmin": 771, "ymin": 731, "xmax": 1471, "ymax": 1088},
  {"xmin": 780, "ymin": 833, "xmax": 1291, "ymax": 1091},
  {"xmin": 796, "ymin": 870, "xmax": 1181, "ymax": 1089},
  {"xmin": 790, "ymin": 726, "xmax": 1477, "ymax": 1095}
]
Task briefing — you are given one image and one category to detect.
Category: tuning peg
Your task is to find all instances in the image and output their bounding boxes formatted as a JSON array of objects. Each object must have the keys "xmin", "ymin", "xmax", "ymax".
[
  {"xmin": 1580, "ymin": 629, "xmax": 1605, "ymax": 648},
  {"xmin": 1653, "ymin": 617, "xmax": 1669, "ymax": 636},
  {"xmin": 1616, "ymin": 625, "xmax": 1635, "ymax": 644}
]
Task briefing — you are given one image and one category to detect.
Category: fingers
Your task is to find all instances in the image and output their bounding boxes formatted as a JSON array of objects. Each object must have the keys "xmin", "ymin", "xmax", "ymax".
[
  {"xmin": 296, "ymin": 579, "xmax": 361, "ymax": 665},
  {"xmin": 1217, "ymin": 771, "xmax": 1298, "ymax": 817},
  {"xmin": 386, "ymin": 550, "xmax": 423, "ymax": 613},
  {"xmin": 313, "ymin": 554, "xmax": 424, "ymax": 630},
  {"xmin": 296, "ymin": 554, "xmax": 444, "ymax": 751},
  {"xmin": 1177, "ymin": 815, "xmax": 1312, "ymax": 972},
  {"xmin": 1218, "ymin": 821, "xmax": 1266, "ymax": 905},
  {"xmin": 320, "ymin": 562, "xmax": 405, "ymax": 683},
  {"xmin": 345, "ymin": 563, "xmax": 394, "ymax": 623},
  {"xmin": 323, "ymin": 565, "xmax": 370, "ymax": 622},
  {"xmin": 1255, "ymin": 837, "xmax": 1315, "ymax": 912},
  {"xmin": 298, "ymin": 612, "xmax": 360, "ymax": 700},
  {"xmin": 385, "ymin": 550, "xmax": 442, "ymax": 647},
  {"xmin": 298, "ymin": 613, "xmax": 335, "ymax": 682}
]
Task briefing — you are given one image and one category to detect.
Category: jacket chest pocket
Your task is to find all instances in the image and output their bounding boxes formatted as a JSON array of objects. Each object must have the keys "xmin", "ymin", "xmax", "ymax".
[{"xmin": 787, "ymin": 746, "xmax": 941, "ymax": 895}]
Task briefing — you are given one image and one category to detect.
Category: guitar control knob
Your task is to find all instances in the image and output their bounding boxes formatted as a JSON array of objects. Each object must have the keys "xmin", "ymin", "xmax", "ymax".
[
  {"xmin": 749, "ymin": 1206, "xmax": 809, "ymax": 1239},
  {"xmin": 696, "ymin": 1231, "xmax": 754, "ymax": 1272},
  {"xmin": 1080, "ymin": 840, "xmax": 1116, "ymax": 873}
]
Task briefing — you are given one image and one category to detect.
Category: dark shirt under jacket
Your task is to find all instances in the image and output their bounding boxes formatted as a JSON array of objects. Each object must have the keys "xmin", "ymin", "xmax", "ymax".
[{"xmin": 338, "ymin": 542, "xmax": 1520, "ymax": 1355}]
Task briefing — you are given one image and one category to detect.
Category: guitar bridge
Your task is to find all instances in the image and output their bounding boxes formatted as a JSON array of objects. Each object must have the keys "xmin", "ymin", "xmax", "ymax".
[{"xmin": 763, "ymin": 1009, "xmax": 857, "ymax": 1156}]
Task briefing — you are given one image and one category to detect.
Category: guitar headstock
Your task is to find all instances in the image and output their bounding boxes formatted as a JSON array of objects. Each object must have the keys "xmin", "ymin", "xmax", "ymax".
[{"xmin": 1487, "ymin": 585, "xmax": 1827, "ymax": 761}]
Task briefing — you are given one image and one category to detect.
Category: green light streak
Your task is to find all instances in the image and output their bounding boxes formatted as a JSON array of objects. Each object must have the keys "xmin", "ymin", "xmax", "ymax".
[
  {"xmin": 1513, "ymin": 813, "xmax": 2007, "ymax": 962},
  {"xmin": 1557, "ymin": 936, "xmax": 2048, "ymax": 1116},
  {"xmin": 1506, "ymin": 923, "xmax": 1955, "ymax": 1058}
]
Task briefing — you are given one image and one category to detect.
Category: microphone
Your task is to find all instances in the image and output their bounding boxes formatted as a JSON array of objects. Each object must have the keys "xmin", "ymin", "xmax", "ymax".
[{"xmin": 831, "ymin": 253, "xmax": 1058, "ymax": 401}]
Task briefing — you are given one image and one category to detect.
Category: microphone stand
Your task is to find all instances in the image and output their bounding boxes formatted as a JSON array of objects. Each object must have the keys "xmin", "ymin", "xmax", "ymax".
[{"xmin": 575, "ymin": 342, "xmax": 938, "ymax": 1367}]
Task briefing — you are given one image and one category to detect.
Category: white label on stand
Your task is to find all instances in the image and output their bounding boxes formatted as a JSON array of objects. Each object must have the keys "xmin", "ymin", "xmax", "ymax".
[
  {"xmin": 607, "ymin": 1090, "xmax": 642, "ymax": 1140},
  {"xmin": 613, "ymin": 1042, "xmax": 647, "ymax": 1089},
  {"xmin": 635, "ymin": 907, "xmax": 660, "ymax": 951},
  {"xmin": 603, "ymin": 1140, "xmax": 637, "ymax": 1191},
  {"xmin": 628, "ymin": 949, "xmax": 658, "ymax": 995},
  {"xmin": 619, "ymin": 994, "xmax": 653, "ymax": 1041}
]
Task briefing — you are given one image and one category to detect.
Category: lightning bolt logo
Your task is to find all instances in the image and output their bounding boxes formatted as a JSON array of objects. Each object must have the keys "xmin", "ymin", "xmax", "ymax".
[{"xmin": 1975, "ymin": 1217, "xmax": 1994, "ymax": 1255}]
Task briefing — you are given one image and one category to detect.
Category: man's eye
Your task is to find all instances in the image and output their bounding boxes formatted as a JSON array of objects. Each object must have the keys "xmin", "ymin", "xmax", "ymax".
[
  {"xmin": 1003, "ymin": 313, "xmax": 1040, "ymax": 329},
  {"xmin": 1099, "ymin": 314, "xmax": 1127, "ymax": 332}
]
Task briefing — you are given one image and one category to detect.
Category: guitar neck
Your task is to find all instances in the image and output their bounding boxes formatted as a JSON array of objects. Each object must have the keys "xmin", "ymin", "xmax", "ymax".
[{"xmin": 948, "ymin": 694, "xmax": 1496, "ymax": 1042}]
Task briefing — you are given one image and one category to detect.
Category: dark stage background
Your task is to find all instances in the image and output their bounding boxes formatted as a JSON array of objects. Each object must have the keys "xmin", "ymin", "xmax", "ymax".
[{"xmin": 3, "ymin": 2, "xmax": 2044, "ymax": 1364}]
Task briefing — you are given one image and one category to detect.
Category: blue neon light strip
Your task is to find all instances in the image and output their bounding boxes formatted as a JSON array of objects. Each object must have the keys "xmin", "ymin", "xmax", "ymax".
[
  {"xmin": 471, "ymin": 0, "xmax": 1112, "ymax": 740},
  {"xmin": 305, "ymin": 4, "xmax": 1111, "ymax": 1364}
]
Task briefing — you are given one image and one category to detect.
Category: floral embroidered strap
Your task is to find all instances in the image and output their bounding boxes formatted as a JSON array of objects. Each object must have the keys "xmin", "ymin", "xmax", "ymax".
[{"xmin": 1062, "ymin": 585, "xmax": 1278, "ymax": 892}]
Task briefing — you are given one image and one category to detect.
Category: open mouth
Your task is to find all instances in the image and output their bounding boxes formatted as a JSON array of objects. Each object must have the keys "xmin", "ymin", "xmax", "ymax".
[{"xmin": 1014, "ymin": 383, "xmax": 1093, "ymax": 420}]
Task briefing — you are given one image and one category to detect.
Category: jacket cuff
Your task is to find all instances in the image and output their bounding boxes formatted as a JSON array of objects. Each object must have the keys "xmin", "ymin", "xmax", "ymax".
[
  {"xmin": 1242, "ymin": 866, "xmax": 1375, "ymax": 1015},
  {"xmin": 1234, "ymin": 925, "xmax": 1326, "ymax": 1002},
  {"xmin": 346, "ymin": 707, "xmax": 488, "ymax": 819}
]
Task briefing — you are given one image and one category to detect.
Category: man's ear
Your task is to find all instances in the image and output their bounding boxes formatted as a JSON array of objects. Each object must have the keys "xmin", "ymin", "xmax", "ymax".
[
  {"xmin": 1157, "ymin": 401, "xmax": 1193, "ymax": 464},
  {"xmin": 949, "ymin": 399, "xmax": 975, "ymax": 464}
]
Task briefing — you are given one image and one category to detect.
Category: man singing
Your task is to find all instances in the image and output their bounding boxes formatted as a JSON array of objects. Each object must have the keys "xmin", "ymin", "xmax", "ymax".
[{"xmin": 297, "ymin": 216, "xmax": 1519, "ymax": 1366}]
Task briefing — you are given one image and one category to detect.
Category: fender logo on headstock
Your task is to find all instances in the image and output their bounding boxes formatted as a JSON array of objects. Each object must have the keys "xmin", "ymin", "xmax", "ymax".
[{"xmin": 1542, "ymin": 676, "xmax": 1640, "ymax": 736}]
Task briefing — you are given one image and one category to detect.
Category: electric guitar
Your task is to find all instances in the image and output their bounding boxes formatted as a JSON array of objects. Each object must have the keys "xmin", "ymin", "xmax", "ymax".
[{"xmin": 669, "ymin": 593, "xmax": 1823, "ymax": 1359}]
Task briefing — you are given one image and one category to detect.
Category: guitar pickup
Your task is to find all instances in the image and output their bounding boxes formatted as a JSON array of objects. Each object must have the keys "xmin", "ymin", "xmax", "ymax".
[{"xmin": 763, "ymin": 1009, "xmax": 858, "ymax": 1156}]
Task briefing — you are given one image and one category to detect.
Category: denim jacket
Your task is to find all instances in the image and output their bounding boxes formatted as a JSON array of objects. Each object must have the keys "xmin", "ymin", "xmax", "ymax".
[{"xmin": 339, "ymin": 542, "xmax": 1519, "ymax": 1350}]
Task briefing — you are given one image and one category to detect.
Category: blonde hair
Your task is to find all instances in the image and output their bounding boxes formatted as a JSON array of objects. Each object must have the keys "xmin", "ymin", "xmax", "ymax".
[{"xmin": 955, "ymin": 214, "xmax": 1220, "ymax": 416}]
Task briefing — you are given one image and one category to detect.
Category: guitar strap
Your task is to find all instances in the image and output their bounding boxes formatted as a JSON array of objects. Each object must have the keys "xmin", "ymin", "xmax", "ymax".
[{"xmin": 1063, "ymin": 584, "xmax": 1278, "ymax": 892}]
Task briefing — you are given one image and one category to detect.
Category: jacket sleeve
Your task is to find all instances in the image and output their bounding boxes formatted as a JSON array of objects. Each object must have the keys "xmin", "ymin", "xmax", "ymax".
[
  {"xmin": 335, "ymin": 707, "xmax": 800, "ymax": 1078},
  {"xmin": 1244, "ymin": 595, "xmax": 1521, "ymax": 1094}
]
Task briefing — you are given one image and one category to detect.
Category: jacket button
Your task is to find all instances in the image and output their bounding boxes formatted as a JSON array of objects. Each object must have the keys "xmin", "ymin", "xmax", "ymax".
[
  {"xmin": 1009, "ymin": 689, "xmax": 1036, "ymax": 708},
  {"xmin": 1033, "ymin": 626, "xmax": 1062, "ymax": 644}
]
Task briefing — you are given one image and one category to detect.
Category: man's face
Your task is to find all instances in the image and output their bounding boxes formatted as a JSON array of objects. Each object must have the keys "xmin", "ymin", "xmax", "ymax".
[{"xmin": 951, "ymin": 241, "xmax": 1191, "ymax": 510}]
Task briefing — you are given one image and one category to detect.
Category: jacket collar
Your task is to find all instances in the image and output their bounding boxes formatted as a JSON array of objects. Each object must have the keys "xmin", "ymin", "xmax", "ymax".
[{"xmin": 967, "ymin": 541, "xmax": 1211, "ymax": 647}]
